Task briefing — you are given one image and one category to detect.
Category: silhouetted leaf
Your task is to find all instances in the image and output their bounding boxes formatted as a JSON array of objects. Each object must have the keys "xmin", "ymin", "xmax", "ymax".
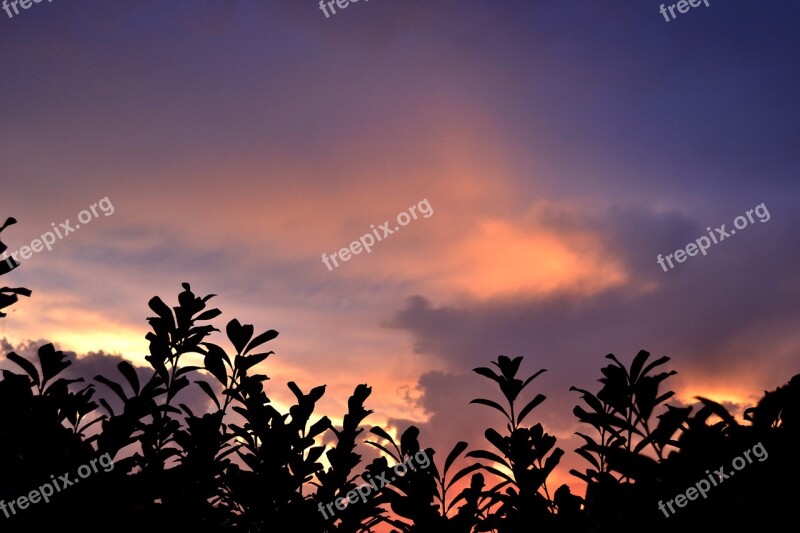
[
  {"xmin": 236, "ymin": 352, "xmax": 272, "ymax": 372},
  {"xmin": 197, "ymin": 380, "xmax": 221, "ymax": 410},
  {"xmin": 168, "ymin": 376, "xmax": 190, "ymax": 399},
  {"xmin": 466, "ymin": 449, "xmax": 510, "ymax": 469},
  {"xmin": 574, "ymin": 432, "xmax": 599, "ymax": 449},
  {"xmin": 205, "ymin": 351, "xmax": 228, "ymax": 384},
  {"xmin": 654, "ymin": 391, "xmax": 674, "ymax": 405},
  {"xmin": 480, "ymin": 465, "xmax": 514, "ymax": 484},
  {"xmin": 7, "ymin": 352, "xmax": 40, "ymax": 387},
  {"xmin": 696, "ymin": 396, "xmax": 738, "ymax": 427},
  {"xmin": 470, "ymin": 398, "xmax": 510, "ymax": 419},
  {"xmin": 569, "ymin": 469, "xmax": 592, "ymax": 483},
  {"xmin": 600, "ymin": 445, "xmax": 658, "ymax": 480},
  {"xmin": 196, "ymin": 308, "xmax": 222, "ymax": 321},
  {"xmin": 473, "ymin": 367, "xmax": 500, "ymax": 383},
  {"xmin": 37, "ymin": 344, "xmax": 70, "ymax": 385},
  {"xmin": 175, "ymin": 365, "xmax": 201, "ymax": 378},
  {"xmin": 117, "ymin": 360, "xmax": 140, "ymax": 395},
  {"xmin": 493, "ymin": 355, "xmax": 523, "ymax": 379},
  {"xmin": 520, "ymin": 368, "xmax": 547, "ymax": 392},
  {"xmin": 543, "ymin": 447, "xmax": 564, "ymax": 474},
  {"xmin": 365, "ymin": 440, "xmax": 400, "ymax": 463},
  {"xmin": 604, "ymin": 353, "xmax": 627, "ymax": 374},
  {"xmin": 203, "ymin": 342, "xmax": 231, "ymax": 365},
  {"xmin": 445, "ymin": 441, "xmax": 468, "ymax": 475},
  {"xmin": 571, "ymin": 386, "xmax": 605, "ymax": 414},
  {"xmin": 640, "ymin": 355, "xmax": 671, "ymax": 378},
  {"xmin": 399, "ymin": 426, "xmax": 421, "ymax": 457},
  {"xmin": 95, "ymin": 375, "xmax": 127, "ymax": 401},
  {"xmin": 98, "ymin": 397, "xmax": 114, "ymax": 416},
  {"xmin": 629, "ymin": 349, "xmax": 651, "ymax": 382},
  {"xmin": 484, "ymin": 428, "xmax": 507, "ymax": 453},
  {"xmin": 148, "ymin": 296, "xmax": 174, "ymax": 322},
  {"xmin": 517, "ymin": 393, "xmax": 546, "ymax": 424},
  {"xmin": 226, "ymin": 319, "xmax": 254, "ymax": 354},
  {"xmin": 575, "ymin": 448, "xmax": 600, "ymax": 469},
  {"xmin": 370, "ymin": 426, "xmax": 397, "ymax": 447},
  {"xmin": 448, "ymin": 463, "xmax": 483, "ymax": 488},
  {"xmin": 244, "ymin": 329, "xmax": 278, "ymax": 355},
  {"xmin": 308, "ymin": 416, "xmax": 332, "ymax": 439}
]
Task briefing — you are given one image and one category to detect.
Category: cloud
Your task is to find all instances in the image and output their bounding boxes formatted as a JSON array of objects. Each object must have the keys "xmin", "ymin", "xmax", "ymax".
[{"xmin": 384, "ymin": 202, "xmax": 800, "ymax": 490}]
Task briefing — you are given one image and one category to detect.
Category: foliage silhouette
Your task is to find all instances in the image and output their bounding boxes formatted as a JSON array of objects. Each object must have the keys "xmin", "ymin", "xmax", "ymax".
[
  {"xmin": 570, "ymin": 350, "xmax": 799, "ymax": 533},
  {"xmin": 0, "ymin": 269, "xmax": 796, "ymax": 531},
  {"xmin": 467, "ymin": 356, "xmax": 573, "ymax": 532},
  {"xmin": 0, "ymin": 217, "xmax": 31, "ymax": 317}
]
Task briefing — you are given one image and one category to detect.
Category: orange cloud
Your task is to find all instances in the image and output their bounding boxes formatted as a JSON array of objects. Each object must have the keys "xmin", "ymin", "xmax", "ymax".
[{"xmin": 440, "ymin": 218, "xmax": 627, "ymax": 299}]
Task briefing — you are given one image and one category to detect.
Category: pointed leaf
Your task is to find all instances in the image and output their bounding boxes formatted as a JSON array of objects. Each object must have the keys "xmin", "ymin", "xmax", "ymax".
[
  {"xmin": 473, "ymin": 367, "xmax": 500, "ymax": 383},
  {"xmin": 520, "ymin": 368, "xmax": 547, "ymax": 392},
  {"xmin": 204, "ymin": 352, "xmax": 228, "ymax": 384},
  {"xmin": 517, "ymin": 393, "xmax": 546, "ymax": 424},
  {"xmin": 196, "ymin": 380, "xmax": 221, "ymax": 410},
  {"xmin": 365, "ymin": 440, "xmax": 400, "ymax": 463},
  {"xmin": 629, "ymin": 350, "xmax": 651, "ymax": 382},
  {"xmin": 7, "ymin": 352, "xmax": 40, "ymax": 387},
  {"xmin": 117, "ymin": 361, "xmax": 140, "ymax": 395},
  {"xmin": 447, "ymin": 463, "xmax": 483, "ymax": 488},
  {"xmin": 148, "ymin": 296, "xmax": 174, "ymax": 322},
  {"xmin": 196, "ymin": 308, "xmax": 222, "ymax": 321},
  {"xmin": 470, "ymin": 398, "xmax": 510, "ymax": 420},
  {"xmin": 466, "ymin": 449, "xmax": 510, "ymax": 468},
  {"xmin": 480, "ymin": 465, "xmax": 514, "ymax": 484},
  {"xmin": 95, "ymin": 375, "xmax": 127, "ymax": 401},
  {"xmin": 370, "ymin": 426, "xmax": 397, "ymax": 447},
  {"xmin": 575, "ymin": 448, "xmax": 600, "ymax": 469},
  {"xmin": 444, "ymin": 441, "xmax": 468, "ymax": 475},
  {"xmin": 244, "ymin": 329, "xmax": 279, "ymax": 355},
  {"xmin": 640, "ymin": 356, "xmax": 671, "ymax": 378}
]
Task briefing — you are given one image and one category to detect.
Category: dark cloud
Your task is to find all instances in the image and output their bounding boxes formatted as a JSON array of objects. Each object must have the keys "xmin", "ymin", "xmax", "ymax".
[{"xmin": 385, "ymin": 202, "xmax": 800, "ymax": 482}]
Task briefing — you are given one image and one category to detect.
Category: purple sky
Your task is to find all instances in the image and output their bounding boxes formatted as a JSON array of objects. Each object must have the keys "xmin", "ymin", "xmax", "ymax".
[{"xmin": 1, "ymin": 0, "xmax": 799, "ymax": 492}]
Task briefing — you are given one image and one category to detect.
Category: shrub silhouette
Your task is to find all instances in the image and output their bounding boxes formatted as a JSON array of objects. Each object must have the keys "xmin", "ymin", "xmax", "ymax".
[
  {"xmin": 570, "ymin": 350, "xmax": 800, "ymax": 533},
  {"xmin": 0, "ymin": 217, "xmax": 30, "ymax": 317},
  {"xmin": 466, "ymin": 357, "xmax": 573, "ymax": 532},
  {"xmin": 0, "ymin": 241, "xmax": 796, "ymax": 532}
]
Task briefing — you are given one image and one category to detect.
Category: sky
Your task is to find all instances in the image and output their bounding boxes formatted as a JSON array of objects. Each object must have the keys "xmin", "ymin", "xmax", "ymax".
[{"xmin": 1, "ymin": 0, "xmax": 799, "ymax": 496}]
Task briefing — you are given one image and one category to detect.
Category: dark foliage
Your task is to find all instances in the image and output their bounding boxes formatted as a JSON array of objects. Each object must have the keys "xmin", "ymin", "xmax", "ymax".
[{"xmin": 0, "ymin": 227, "xmax": 795, "ymax": 531}]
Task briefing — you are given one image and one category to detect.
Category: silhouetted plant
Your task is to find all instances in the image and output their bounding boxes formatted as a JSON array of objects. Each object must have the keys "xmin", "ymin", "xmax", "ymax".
[
  {"xmin": 0, "ymin": 217, "xmax": 31, "ymax": 317},
  {"xmin": 432, "ymin": 441, "xmax": 485, "ymax": 531},
  {"xmin": 745, "ymin": 374, "xmax": 800, "ymax": 433},
  {"xmin": 0, "ymin": 344, "xmax": 118, "ymax": 531},
  {"xmin": 312, "ymin": 383, "xmax": 383, "ymax": 533},
  {"xmin": 362, "ymin": 426, "xmax": 439, "ymax": 531},
  {"xmin": 569, "ymin": 350, "xmax": 683, "ymax": 531},
  {"xmin": 1, "ymin": 272, "xmax": 799, "ymax": 532},
  {"xmin": 363, "ymin": 425, "xmax": 488, "ymax": 533},
  {"xmin": 468, "ymin": 355, "xmax": 568, "ymax": 532},
  {"xmin": 571, "ymin": 351, "xmax": 678, "ymax": 476}
]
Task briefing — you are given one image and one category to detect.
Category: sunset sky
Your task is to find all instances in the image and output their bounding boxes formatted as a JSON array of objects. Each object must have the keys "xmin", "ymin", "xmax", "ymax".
[{"xmin": 1, "ymin": 0, "xmax": 799, "ymax": 494}]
